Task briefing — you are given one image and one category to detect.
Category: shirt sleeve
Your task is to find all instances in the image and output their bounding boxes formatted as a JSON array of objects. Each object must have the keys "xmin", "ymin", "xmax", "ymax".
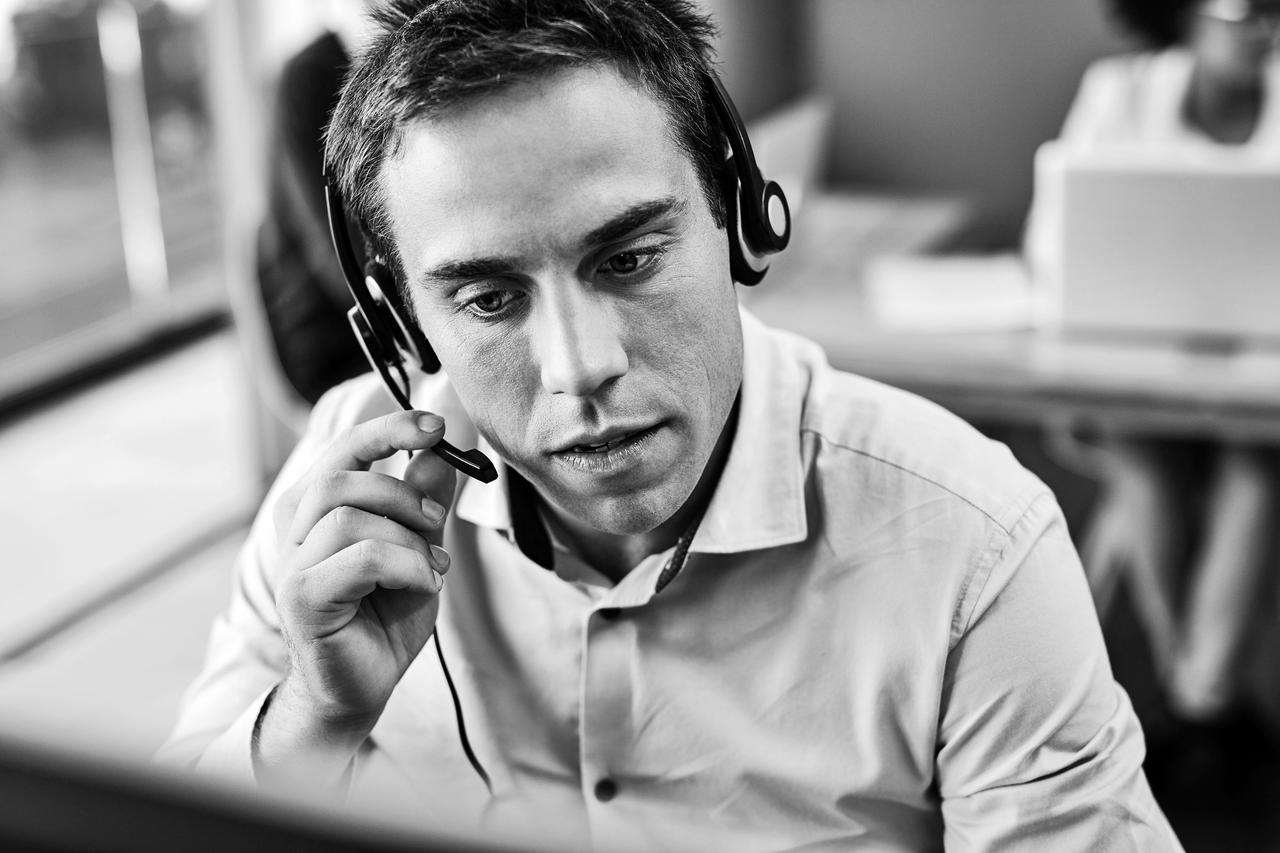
[
  {"xmin": 936, "ymin": 491, "xmax": 1184, "ymax": 852},
  {"xmin": 153, "ymin": 382, "xmax": 361, "ymax": 785}
]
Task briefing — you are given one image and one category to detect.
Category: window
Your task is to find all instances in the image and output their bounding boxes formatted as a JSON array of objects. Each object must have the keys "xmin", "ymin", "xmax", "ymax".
[{"xmin": 0, "ymin": 0, "xmax": 223, "ymax": 408}]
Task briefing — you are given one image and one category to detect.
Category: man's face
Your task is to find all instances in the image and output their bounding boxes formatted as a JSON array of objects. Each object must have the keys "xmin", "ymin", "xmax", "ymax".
[
  {"xmin": 1194, "ymin": 0, "xmax": 1280, "ymax": 74},
  {"xmin": 381, "ymin": 65, "xmax": 742, "ymax": 535}
]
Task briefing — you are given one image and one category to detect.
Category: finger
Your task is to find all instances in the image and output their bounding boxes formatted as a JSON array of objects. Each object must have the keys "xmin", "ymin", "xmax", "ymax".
[
  {"xmin": 311, "ymin": 410, "xmax": 446, "ymax": 475},
  {"xmin": 282, "ymin": 540, "xmax": 442, "ymax": 630},
  {"xmin": 275, "ymin": 411, "xmax": 446, "ymax": 543},
  {"xmin": 288, "ymin": 470, "xmax": 446, "ymax": 546},
  {"xmin": 294, "ymin": 506, "xmax": 451, "ymax": 575},
  {"xmin": 403, "ymin": 444, "xmax": 460, "ymax": 524}
]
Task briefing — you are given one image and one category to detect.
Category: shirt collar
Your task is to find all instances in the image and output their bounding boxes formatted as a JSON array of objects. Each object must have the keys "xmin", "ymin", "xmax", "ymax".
[
  {"xmin": 454, "ymin": 431, "xmax": 513, "ymax": 532},
  {"xmin": 452, "ymin": 306, "xmax": 809, "ymax": 555},
  {"xmin": 692, "ymin": 307, "xmax": 808, "ymax": 553}
]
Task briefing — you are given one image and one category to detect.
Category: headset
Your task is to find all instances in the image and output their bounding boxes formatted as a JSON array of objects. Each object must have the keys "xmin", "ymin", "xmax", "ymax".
[{"xmin": 323, "ymin": 70, "xmax": 791, "ymax": 484}]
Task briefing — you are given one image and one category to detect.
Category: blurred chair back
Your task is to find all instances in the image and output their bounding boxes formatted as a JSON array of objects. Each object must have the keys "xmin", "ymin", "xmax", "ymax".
[
  {"xmin": 224, "ymin": 217, "xmax": 312, "ymax": 489},
  {"xmin": 207, "ymin": 1, "xmax": 313, "ymax": 490}
]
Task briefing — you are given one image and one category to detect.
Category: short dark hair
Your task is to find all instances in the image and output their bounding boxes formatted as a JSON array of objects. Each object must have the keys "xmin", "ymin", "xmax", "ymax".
[
  {"xmin": 1103, "ymin": 0, "xmax": 1199, "ymax": 47},
  {"xmin": 325, "ymin": 0, "xmax": 724, "ymax": 287}
]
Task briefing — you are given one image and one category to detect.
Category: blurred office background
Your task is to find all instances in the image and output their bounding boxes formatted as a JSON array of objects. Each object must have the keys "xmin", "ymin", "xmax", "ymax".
[{"xmin": 0, "ymin": 0, "xmax": 1276, "ymax": 849}]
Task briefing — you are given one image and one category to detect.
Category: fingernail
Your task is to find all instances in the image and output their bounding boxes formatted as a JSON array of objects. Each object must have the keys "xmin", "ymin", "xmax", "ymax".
[
  {"xmin": 431, "ymin": 568, "xmax": 444, "ymax": 589},
  {"xmin": 430, "ymin": 544, "xmax": 451, "ymax": 571},
  {"xmin": 422, "ymin": 499, "xmax": 446, "ymax": 525},
  {"xmin": 417, "ymin": 413, "xmax": 443, "ymax": 433}
]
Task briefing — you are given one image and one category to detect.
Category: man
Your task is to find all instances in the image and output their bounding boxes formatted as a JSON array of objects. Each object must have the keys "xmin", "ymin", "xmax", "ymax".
[{"xmin": 162, "ymin": 1, "xmax": 1183, "ymax": 850}]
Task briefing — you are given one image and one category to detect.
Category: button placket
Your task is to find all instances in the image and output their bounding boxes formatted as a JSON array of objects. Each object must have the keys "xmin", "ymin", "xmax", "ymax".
[{"xmin": 579, "ymin": 604, "xmax": 634, "ymax": 813}]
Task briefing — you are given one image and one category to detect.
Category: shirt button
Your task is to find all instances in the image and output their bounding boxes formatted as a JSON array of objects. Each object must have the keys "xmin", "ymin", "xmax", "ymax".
[
  {"xmin": 594, "ymin": 778, "xmax": 618, "ymax": 802},
  {"xmin": 597, "ymin": 607, "xmax": 622, "ymax": 621}
]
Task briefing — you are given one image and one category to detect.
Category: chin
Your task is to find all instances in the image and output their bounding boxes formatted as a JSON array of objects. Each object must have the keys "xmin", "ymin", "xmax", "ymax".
[{"xmin": 563, "ymin": 491, "xmax": 678, "ymax": 536}]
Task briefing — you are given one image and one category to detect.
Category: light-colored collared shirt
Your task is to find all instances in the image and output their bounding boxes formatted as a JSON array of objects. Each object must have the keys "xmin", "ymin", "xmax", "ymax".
[
  {"xmin": 1058, "ymin": 49, "xmax": 1280, "ymax": 155},
  {"xmin": 160, "ymin": 309, "xmax": 1181, "ymax": 852}
]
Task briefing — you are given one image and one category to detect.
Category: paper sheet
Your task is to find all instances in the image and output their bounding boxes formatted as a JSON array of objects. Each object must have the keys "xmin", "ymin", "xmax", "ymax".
[{"xmin": 863, "ymin": 253, "xmax": 1038, "ymax": 332}]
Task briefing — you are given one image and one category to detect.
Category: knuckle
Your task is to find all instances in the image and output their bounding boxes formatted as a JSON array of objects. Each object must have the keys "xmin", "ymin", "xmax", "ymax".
[
  {"xmin": 329, "ymin": 504, "xmax": 364, "ymax": 533},
  {"xmin": 350, "ymin": 538, "xmax": 384, "ymax": 571}
]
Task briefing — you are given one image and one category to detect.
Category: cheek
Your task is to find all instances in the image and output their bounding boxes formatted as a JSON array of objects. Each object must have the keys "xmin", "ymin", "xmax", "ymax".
[
  {"xmin": 420, "ymin": 315, "xmax": 537, "ymax": 446},
  {"xmin": 638, "ymin": 272, "xmax": 742, "ymax": 400}
]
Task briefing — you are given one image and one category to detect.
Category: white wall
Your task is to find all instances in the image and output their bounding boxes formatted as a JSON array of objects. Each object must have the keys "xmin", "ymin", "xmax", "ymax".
[{"xmin": 699, "ymin": 0, "xmax": 806, "ymax": 120}]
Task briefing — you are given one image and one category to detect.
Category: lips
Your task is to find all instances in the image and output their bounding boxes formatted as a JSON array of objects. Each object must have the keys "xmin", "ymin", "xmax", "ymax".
[
  {"xmin": 570, "ymin": 431, "xmax": 642, "ymax": 454},
  {"xmin": 555, "ymin": 424, "xmax": 657, "ymax": 455},
  {"xmin": 549, "ymin": 423, "xmax": 666, "ymax": 474}
]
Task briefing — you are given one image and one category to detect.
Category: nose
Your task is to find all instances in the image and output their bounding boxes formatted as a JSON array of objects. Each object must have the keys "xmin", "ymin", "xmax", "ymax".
[{"xmin": 535, "ymin": 284, "xmax": 629, "ymax": 397}]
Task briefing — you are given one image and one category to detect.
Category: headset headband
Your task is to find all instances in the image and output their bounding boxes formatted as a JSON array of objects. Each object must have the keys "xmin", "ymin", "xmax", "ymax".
[{"xmin": 323, "ymin": 70, "xmax": 788, "ymax": 486}]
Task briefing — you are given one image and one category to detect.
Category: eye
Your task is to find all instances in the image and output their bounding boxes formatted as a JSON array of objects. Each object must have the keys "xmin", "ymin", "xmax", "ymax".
[
  {"xmin": 597, "ymin": 246, "xmax": 664, "ymax": 279},
  {"xmin": 463, "ymin": 289, "xmax": 521, "ymax": 318},
  {"xmin": 604, "ymin": 252, "xmax": 640, "ymax": 275}
]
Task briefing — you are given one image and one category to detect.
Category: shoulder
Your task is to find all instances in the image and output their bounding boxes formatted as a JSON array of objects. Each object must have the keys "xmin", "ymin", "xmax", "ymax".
[
  {"xmin": 758, "ymin": 322, "xmax": 1071, "ymax": 649},
  {"xmin": 792, "ymin": 346, "xmax": 1049, "ymax": 537},
  {"xmin": 1078, "ymin": 50, "xmax": 1185, "ymax": 91},
  {"xmin": 1061, "ymin": 52, "xmax": 1167, "ymax": 143},
  {"xmin": 1079, "ymin": 52, "xmax": 1149, "ymax": 87}
]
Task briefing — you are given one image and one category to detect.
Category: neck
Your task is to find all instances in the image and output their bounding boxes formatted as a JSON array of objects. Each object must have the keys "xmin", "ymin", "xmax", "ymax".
[{"xmin": 543, "ymin": 397, "xmax": 739, "ymax": 584}]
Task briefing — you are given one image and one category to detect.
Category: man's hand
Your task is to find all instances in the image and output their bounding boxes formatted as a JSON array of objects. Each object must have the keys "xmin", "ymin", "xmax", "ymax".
[{"xmin": 255, "ymin": 410, "xmax": 458, "ymax": 788}]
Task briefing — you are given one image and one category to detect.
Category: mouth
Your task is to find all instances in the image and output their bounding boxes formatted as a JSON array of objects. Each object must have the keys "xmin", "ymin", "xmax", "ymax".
[
  {"xmin": 552, "ymin": 423, "xmax": 664, "ymax": 472},
  {"xmin": 570, "ymin": 431, "xmax": 645, "ymax": 454}
]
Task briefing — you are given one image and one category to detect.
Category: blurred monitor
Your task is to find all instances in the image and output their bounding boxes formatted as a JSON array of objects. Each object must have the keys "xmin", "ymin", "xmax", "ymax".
[
  {"xmin": 1038, "ymin": 144, "xmax": 1280, "ymax": 341},
  {"xmin": 0, "ymin": 733, "xmax": 504, "ymax": 853}
]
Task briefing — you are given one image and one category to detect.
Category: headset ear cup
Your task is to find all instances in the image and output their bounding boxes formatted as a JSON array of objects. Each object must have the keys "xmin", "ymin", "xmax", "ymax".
[
  {"xmin": 757, "ymin": 180, "xmax": 791, "ymax": 251},
  {"xmin": 707, "ymin": 73, "xmax": 790, "ymax": 285},
  {"xmin": 722, "ymin": 151, "xmax": 768, "ymax": 286},
  {"xmin": 366, "ymin": 262, "xmax": 442, "ymax": 374},
  {"xmin": 726, "ymin": 177, "xmax": 766, "ymax": 286}
]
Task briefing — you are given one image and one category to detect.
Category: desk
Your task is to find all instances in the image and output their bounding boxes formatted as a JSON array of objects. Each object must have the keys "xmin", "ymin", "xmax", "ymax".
[{"xmin": 746, "ymin": 192, "xmax": 1280, "ymax": 446}]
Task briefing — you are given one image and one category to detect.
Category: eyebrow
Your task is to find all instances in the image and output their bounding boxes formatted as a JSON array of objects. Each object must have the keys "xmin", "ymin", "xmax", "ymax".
[
  {"xmin": 417, "ymin": 196, "xmax": 686, "ymax": 288},
  {"xmin": 581, "ymin": 196, "xmax": 686, "ymax": 249}
]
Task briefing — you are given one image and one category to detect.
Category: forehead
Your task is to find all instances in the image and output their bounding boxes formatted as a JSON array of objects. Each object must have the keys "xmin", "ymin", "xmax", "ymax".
[
  {"xmin": 378, "ymin": 66, "xmax": 698, "ymax": 265},
  {"xmin": 1202, "ymin": 0, "xmax": 1280, "ymax": 18}
]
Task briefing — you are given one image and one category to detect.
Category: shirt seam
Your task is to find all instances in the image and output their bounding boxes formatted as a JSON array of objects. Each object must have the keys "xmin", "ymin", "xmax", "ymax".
[
  {"xmin": 800, "ymin": 428, "xmax": 1026, "ymax": 535},
  {"xmin": 800, "ymin": 429, "xmax": 1055, "ymax": 648},
  {"xmin": 950, "ymin": 490, "xmax": 1058, "ymax": 646}
]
